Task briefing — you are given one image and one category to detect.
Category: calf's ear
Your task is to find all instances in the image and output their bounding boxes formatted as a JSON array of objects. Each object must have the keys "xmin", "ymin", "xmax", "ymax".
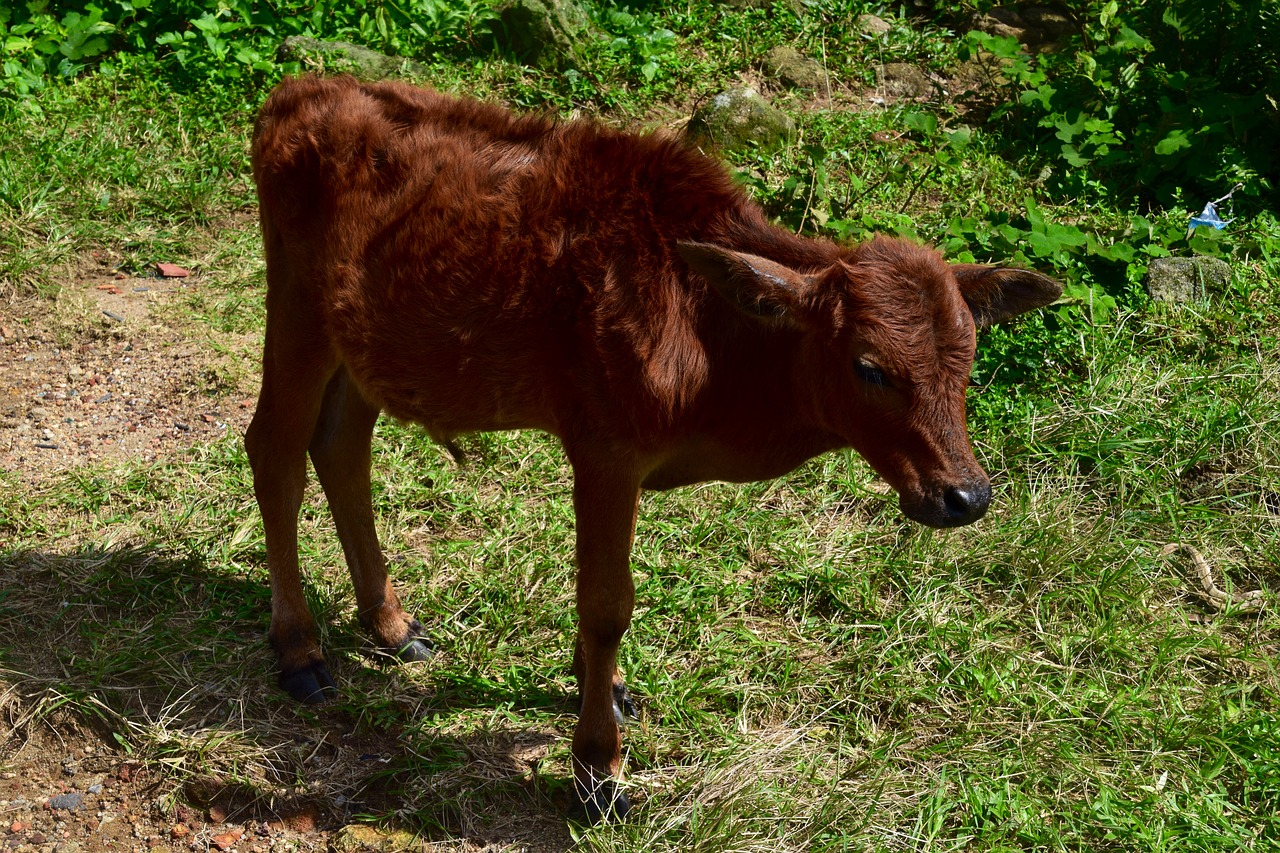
[
  {"xmin": 951, "ymin": 264, "xmax": 1063, "ymax": 328},
  {"xmin": 678, "ymin": 241, "xmax": 811, "ymax": 328}
]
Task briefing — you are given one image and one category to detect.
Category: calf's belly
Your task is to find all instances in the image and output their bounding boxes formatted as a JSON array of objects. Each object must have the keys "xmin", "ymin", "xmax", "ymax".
[{"xmin": 333, "ymin": 325, "xmax": 564, "ymax": 439}]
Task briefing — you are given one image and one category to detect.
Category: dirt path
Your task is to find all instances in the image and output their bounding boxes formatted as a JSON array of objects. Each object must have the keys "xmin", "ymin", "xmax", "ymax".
[
  {"xmin": 1, "ymin": 264, "xmax": 567, "ymax": 852},
  {"xmin": 1, "ymin": 266, "xmax": 257, "ymax": 483}
]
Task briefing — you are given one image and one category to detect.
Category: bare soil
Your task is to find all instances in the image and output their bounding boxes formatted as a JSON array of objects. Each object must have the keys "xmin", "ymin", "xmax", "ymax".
[
  {"xmin": 1, "ymin": 266, "xmax": 257, "ymax": 484},
  {"xmin": 1, "ymin": 270, "xmax": 556, "ymax": 851}
]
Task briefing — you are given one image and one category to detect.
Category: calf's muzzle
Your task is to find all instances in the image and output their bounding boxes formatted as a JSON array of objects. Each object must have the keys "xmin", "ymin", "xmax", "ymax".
[{"xmin": 902, "ymin": 474, "xmax": 991, "ymax": 529}]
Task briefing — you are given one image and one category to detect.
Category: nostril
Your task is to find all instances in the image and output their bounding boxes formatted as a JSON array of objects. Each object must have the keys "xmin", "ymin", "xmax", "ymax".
[
  {"xmin": 944, "ymin": 487, "xmax": 973, "ymax": 518},
  {"xmin": 943, "ymin": 484, "xmax": 990, "ymax": 522}
]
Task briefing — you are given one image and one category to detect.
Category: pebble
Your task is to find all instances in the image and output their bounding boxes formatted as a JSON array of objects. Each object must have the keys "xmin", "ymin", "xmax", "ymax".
[{"xmin": 47, "ymin": 792, "xmax": 84, "ymax": 812}]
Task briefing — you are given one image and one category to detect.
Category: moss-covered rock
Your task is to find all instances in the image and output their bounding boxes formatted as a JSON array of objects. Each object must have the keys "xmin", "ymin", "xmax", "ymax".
[
  {"xmin": 495, "ymin": 0, "xmax": 593, "ymax": 67},
  {"xmin": 1145, "ymin": 256, "xmax": 1232, "ymax": 303},
  {"xmin": 330, "ymin": 824, "xmax": 421, "ymax": 852},
  {"xmin": 276, "ymin": 37, "xmax": 430, "ymax": 80},
  {"xmin": 684, "ymin": 87, "xmax": 795, "ymax": 154},
  {"xmin": 874, "ymin": 63, "xmax": 934, "ymax": 101},
  {"xmin": 761, "ymin": 45, "xmax": 827, "ymax": 91}
]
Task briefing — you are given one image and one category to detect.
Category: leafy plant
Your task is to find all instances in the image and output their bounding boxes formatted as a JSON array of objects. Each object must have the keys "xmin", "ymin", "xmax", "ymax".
[
  {"xmin": 960, "ymin": 0, "xmax": 1280, "ymax": 208},
  {"xmin": 597, "ymin": 4, "xmax": 678, "ymax": 84},
  {"xmin": 1, "ymin": 3, "xmax": 115, "ymax": 94}
]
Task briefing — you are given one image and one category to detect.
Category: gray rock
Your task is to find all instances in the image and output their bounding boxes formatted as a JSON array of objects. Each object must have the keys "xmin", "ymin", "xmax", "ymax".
[
  {"xmin": 761, "ymin": 45, "xmax": 827, "ymax": 91},
  {"xmin": 875, "ymin": 63, "xmax": 934, "ymax": 100},
  {"xmin": 495, "ymin": 0, "xmax": 592, "ymax": 67},
  {"xmin": 48, "ymin": 792, "xmax": 84, "ymax": 811},
  {"xmin": 857, "ymin": 13, "xmax": 893, "ymax": 37},
  {"xmin": 685, "ymin": 87, "xmax": 796, "ymax": 154},
  {"xmin": 276, "ymin": 37, "xmax": 430, "ymax": 80},
  {"xmin": 1145, "ymin": 257, "xmax": 1232, "ymax": 303}
]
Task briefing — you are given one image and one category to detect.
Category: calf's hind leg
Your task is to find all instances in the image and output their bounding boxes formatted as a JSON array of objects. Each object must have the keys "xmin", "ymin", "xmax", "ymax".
[
  {"xmin": 245, "ymin": 321, "xmax": 341, "ymax": 704},
  {"xmin": 308, "ymin": 368, "xmax": 431, "ymax": 663}
]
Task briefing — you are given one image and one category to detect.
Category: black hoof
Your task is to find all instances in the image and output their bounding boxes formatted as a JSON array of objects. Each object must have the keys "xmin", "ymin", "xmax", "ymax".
[
  {"xmin": 578, "ymin": 682, "xmax": 639, "ymax": 726},
  {"xmin": 570, "ymin": 778, "xmax": 630, "ymax": 824},
  {"xmin": 280, "ymin": 663, "xmax": 338, "ymax": 704},
  {"xmin": 612, "ymin": 683, "xmax": 637, "ymax": 726},
  {"xmin": 393, "ymin": 619, "xmax": 433, "ymax": 662}
]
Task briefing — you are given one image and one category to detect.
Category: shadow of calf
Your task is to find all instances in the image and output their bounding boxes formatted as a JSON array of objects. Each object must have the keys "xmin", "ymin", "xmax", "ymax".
[{"xmin": 0, "ymin": 545, "xmax": 575, "ymax": 846}]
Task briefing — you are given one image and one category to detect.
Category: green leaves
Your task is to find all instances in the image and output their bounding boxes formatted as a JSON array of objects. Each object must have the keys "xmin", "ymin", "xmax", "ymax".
[
  {"xmin": 970, "ymin": 0, "xmax": 1278, "ymax": 206},
  {"xmin": 58, "ymin": 7, "xmax": 115, "ymax": 61},
  {"xmin": 0, "ymin": 4, "xmax": 116, "ymax": 94},
  {"xmin": 1153, "ymin": 128, "xmax": 1192, "ymax": 157},
  {"xmin": 600, "ymin": 7, "xmax": 677, "ymax": 86}
]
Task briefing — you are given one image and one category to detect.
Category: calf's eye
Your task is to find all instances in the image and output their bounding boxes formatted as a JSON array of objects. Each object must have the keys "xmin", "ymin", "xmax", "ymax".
[{"xmin": 856, "ymin": 360, "xmax": 890, "ymax": 388}]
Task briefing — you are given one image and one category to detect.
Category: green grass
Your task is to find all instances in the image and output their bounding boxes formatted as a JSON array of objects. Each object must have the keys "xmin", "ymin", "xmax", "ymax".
[{"xmin": 2, "ymin": 2, "xmax": 1279, "ymax": 850}]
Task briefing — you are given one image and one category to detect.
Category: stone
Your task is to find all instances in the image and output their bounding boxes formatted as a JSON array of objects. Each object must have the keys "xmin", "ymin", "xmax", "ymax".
[
  {"xmin": 969, "ymin": 5, "xmax": 1075, "ymax": 49},
  {"xmin": 495, "ymin": 0, "xmax": 592, "ymax": 67},
  {"xmin": 874, "ymin": 63, "xmax": 934, "ymax": 100},
  {"xmin": 331, "ymin": 824, "xmax": 421, "ymax": 852},
  {"xmin": 684, "ymin": 87, "xmax": 795, "ymax": 154},
  {"xmin": 761, "ymin": 45, "xmax": 827, "ymax": 91},
  {"xmin": 857, "ymin": 13, "xmax": 892, "ymax": 37},
  {"xmin": 276, "ymin": 37, "xmax": 430, "ymax": 81},
  {"xmin": 47, "ymin": 792, "xmax": 84, "ymax": 812},
  {"xmin": 1144, "ymin": 257, "xmax": 1232, "ymax": 303}
]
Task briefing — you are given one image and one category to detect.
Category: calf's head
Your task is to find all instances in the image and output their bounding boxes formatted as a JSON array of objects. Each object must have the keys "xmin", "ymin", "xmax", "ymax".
[{"xmin": 679, "ymin": 236, "xmax": 1061, "ymax": 528}]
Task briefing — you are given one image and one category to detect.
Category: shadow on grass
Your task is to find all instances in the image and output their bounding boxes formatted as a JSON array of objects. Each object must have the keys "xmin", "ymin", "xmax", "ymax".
[{"xmin": 0, "ymin": 544, "xmax": 576, "ymax": 849}]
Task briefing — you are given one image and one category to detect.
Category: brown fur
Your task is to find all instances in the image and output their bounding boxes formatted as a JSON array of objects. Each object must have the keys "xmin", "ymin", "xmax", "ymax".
[{"xmin": 247, "ymin": 75, "xmax": 1061, "ymax": 819}]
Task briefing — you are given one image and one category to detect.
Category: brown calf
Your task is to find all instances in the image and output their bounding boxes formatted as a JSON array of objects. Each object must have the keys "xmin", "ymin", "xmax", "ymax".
[{"xmin": 247, "ymin": 75, "xmax": 1060, "ymax": 821}]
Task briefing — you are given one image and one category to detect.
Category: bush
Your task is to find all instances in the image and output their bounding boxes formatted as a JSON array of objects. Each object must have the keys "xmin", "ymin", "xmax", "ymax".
[
  {"xmin": 962, "ymin": 0, "xmax": 1279, "ymax": 209},
  {"xmin": 1, "ymin": 0, "xmax": 500, "ymax": 96}
]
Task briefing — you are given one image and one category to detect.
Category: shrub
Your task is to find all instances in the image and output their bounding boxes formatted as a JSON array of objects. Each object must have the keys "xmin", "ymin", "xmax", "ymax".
[{"xmin": 961, "ymin": 0, "xmax": 1279, "ymax": 209}]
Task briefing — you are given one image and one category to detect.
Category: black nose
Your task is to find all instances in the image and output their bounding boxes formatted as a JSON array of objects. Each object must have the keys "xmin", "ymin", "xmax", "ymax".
[{"xmin": 943, "ymin": 483, "xmax": 990, "ymax": 525}]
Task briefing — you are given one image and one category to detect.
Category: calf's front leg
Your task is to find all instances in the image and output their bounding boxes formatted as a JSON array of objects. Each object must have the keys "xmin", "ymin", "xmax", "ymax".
[{"xmin": 567, "ymin": 451, "xmax": 641, "ymax": 822}]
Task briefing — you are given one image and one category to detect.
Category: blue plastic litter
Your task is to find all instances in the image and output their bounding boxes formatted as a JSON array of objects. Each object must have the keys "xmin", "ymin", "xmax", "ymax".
[
  {"xmin": 1187, "ymin": 183, "xmax": 1242, "ymax": 237},
  {"xmin": 1188, "ymin": 201, "xmax": 1229, "ymax": 231}
]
